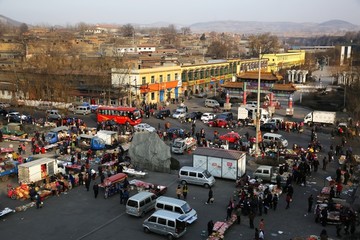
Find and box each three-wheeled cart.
[98,173,127,199]
[129,179,167,197]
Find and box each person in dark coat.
[93,182,99,198]
[122,189,129,204]
[308,194,314,213]
[207,220,214,236]
[206,187,213,204]
[85,173,91,191]
[35,193,42,209]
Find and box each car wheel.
[143,227,150,233]
[181,180,187,185]
[167,234,174,240]
[204,183,210,188]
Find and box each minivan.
[205,99,220,108]
[155,196,197,224]
[143,210,187,239]
[74,106,91,115]
[178,166,215,188]
[253,165,274,182]
[126,191,157,217]
[262,133,288,148]
[46,109,62,121]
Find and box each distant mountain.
[189,20,360,35]
[0,15,24,26]
[1,14,359,36]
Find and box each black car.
[156,109,171,119]
[260,123,278,133]
[185,111,203,121]
[0,108,8,117]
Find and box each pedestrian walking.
[93,182,99,198]
[207,220,214,236]
[308,194,314,213]
[285,193,291,209]
[226,204,232,221]
[272,194,278,211]
[85,174,91,191]
[123,189,129,204]
[259,229,265,240]
[119,189,124,204]
[35,193,42,209]
[182,184,188,200]
[254,228,260,240]
[249,210,255,229]
[258,218,265,232]
[176,185,182,199]
[236,205,241,224]
[322,157,327,170]
[205,187,213,204]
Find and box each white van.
[126,191,157,217]
[143,210,187,239]
[46,109,62,120]
[155,196,197,224]
[262,133,288,148]
[205,99,220,108]
[178,166,215,188]
[74,106,91,115]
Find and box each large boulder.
[128,131,171,173]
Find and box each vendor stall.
[98,172,127,199]
[129,179,167,196]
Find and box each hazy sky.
[1,0,360,26]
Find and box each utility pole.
[255,47,262,157]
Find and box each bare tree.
[206,40,231,59]
[248,33,280,57]
[121,24,135,38]
[160,24,178,45]
[180,27,191,35]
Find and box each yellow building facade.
[262,50,306,72]
[111,51,305,104]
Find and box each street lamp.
[255,47,262,157]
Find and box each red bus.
[97,106,142,126]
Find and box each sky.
[1,0,360,26]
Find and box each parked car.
[260,123,278,133]
[134,123,156,133]
[0,108,8,116]
[201,113,216,123]
[219,132,241,143]
[208,119,230,128]
[172,109,187,119]
[185,112,203,121]
[156,109,171,119]
[6,112,28,122]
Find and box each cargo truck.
[171,137,197,154]
[95,130,119,147]
[192,147,246,180]
[17,158,65,184]
[303,111,336,125]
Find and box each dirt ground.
[297,91,344,112]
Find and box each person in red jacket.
[336,183,343,197]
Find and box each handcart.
[98,172,128,199]
[129,179,167,196]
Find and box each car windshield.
[181,203,192,214]
[203,170,212,178]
